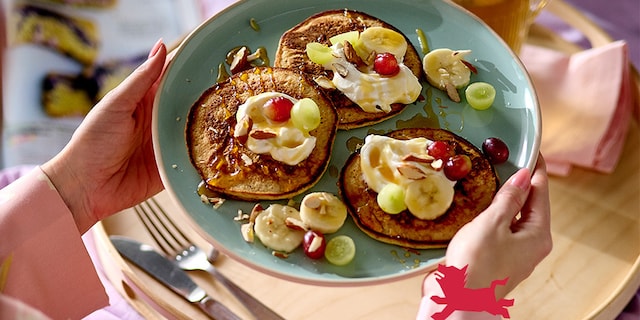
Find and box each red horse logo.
[430,264,514,319]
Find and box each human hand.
[426,154,552,300]
[42,39,168,234]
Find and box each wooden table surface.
[93,1,640,319]
[95,119,640,320]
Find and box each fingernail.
[149,38,163,58]
[509,168,531,190]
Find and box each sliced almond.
[431,159,444,171]
[240,222,254,243]
[272,251,289,259]
[234,115,252,138]
[332,62,349,78]
[211,198,225,209]
[319,204,328,216]
[233,209,250,221]
[397,163,427,180]
[314,76,335,89]
[303,195,322,210]
[308,236,323,253]
[445,82,461,102]
[249,203,264,223]
[364,50,376,66]
[403,154,435,164]
[284,217,308,231]
[250,130,277,139]
[229,46,249,74]
[240,153,253,166]
[343,41,365,68]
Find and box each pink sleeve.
[0,167,108,319]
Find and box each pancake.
[338,128,498,249]
[274,9,423,130]
[186,67,338,201]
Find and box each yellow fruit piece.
[356,26,407,61]
[422,48,472,90]
[405,175,455,220]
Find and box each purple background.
[556,0,639,68]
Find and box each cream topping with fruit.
[233,92,317,166]
[359,134,456,220]
[307,27,422,113]
[330,47,422,113]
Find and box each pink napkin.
[519,41,637,176]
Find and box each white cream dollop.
[359,135,456,220]
[233,92,316,166]
[322,36,422,113]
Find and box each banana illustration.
[404,174,455,220]
[253,204,305,252]
[299,192,348,234]
[422,48,472,102]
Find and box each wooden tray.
[93,0,640,319]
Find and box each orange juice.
[452,0,550,53]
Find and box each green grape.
[329,30,360,46]
[305,42,333,65]
[291,98,321,131]
[324,235,356,266]
[465,82,496,110]
[376,183,407,214]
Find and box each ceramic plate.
[152,0,541,286]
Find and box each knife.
[110,236,241,320]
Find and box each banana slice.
[356,26,407,61]
[299,192,348,234]
[253,204,305,252]
[404,174,455,220]
[423,48,472,101]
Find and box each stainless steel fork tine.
[135,201,181,256]
[147,198,192,248]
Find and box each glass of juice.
[452,0,551,54]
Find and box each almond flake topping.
[397,163,427,180]
[250,130,277,140]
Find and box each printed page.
[1,0,205,168]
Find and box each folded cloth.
[519,40,636,176]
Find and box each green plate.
[152,0,541,286]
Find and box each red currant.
[302,230,326,259]
[427,141,455,160]
[444,154,472,181]
[263,96,293,122]
[482,137,509,164]
[373,52,400,76]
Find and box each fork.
[135,198,284,320]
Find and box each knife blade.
[110,235,241,320]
